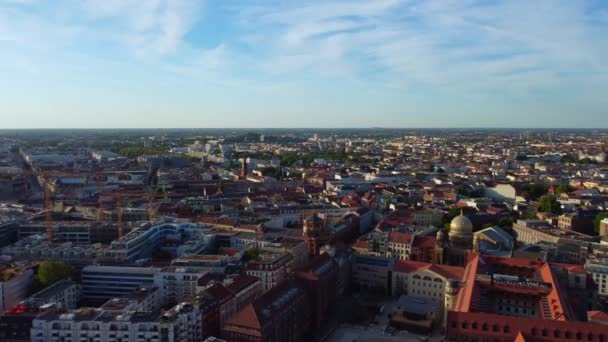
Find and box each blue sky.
[1,0,608,128]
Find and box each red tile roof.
[205,284,234,304]
[413,235,437,249]
[226,274,261,294]
[513,331,527,342]
[588,310,608,323]
[429,264,465,281]
[225,304,262,331]
[352,239,369,250]
[388,231,413,244]
[393,260,464,280]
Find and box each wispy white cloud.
[80,0,204,56]
[230,0,608,96]
[2,0,608,128]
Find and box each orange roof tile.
[388,231,413,244]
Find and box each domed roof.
[449,210,473,238]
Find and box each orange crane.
[102,190,178,238]
[30,169,135,241]
[42,173,53,241]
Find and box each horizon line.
[1,127,608,131]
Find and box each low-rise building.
[513,219,596,246]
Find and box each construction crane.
[29,169,133,241]
[97,175,105,222]
[102,190,178,238]
[42,173,53,241]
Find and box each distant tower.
[303,214,325,257]
[260,134,265,143]
[240,156,248,179]
[434,229,447,264]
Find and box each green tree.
[521,183,548,201]
[456,184,468,196]
[243,248,260,261]
[260,167,281,180]
[36,261,73,287]
[538,194,562,214]
[443,207,462,227]
[560,155,576,164]
[580,157,596,165]
[594,212,608,234]
[555,184,572,196]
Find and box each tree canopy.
[594,212,608,234]
[555,183,572,196]
[538,194,562,214]
[36,261,73,287]
[260,166,282,180]
[520,183,548,201]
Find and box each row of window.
[451,321,605,341]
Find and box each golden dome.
[449,210,473,238]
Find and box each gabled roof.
[205,284,234,304]
[513,331,527,342]
[226,274,261,295]
[225,303,262,331]
[412,235,437,249]
[393,260,464,281]
[588,310,608,323]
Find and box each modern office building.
[81,266,160,305]
[81,265,206,306]
[104,221,208,262]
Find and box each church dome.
[449,211,473,238]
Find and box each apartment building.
[246,251,292,292]
[31,301,203,342]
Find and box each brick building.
[222,281,311,341]
[294,253,338,329]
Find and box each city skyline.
[2,0,608,128]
